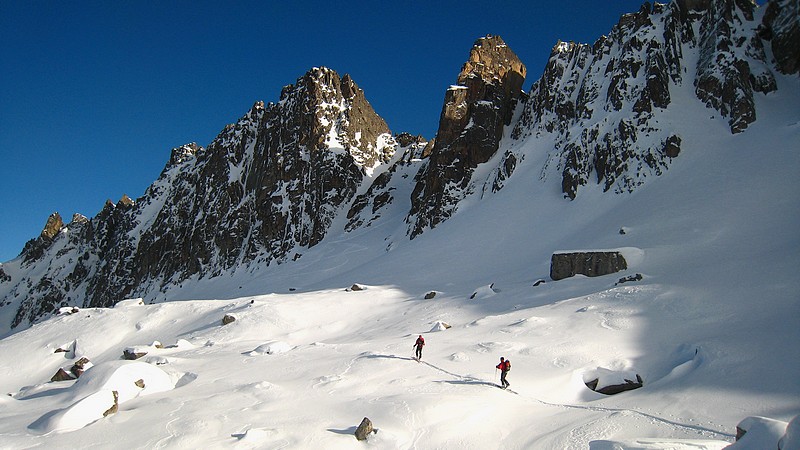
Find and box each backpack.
[506,360,511,371]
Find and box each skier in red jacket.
[496,357,511,389]
[413,335,425,360]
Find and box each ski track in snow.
[405,353,735,442]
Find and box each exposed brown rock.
[408,35,526,237]
[51,368,76,382]
[354,417,374,441]
[103,391,119,417]
[222,314,236,325]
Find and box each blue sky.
[1,0,653,262]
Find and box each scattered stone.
[222,314,236,326]
[424,291,437,299]
[134,379,145,389]
[354,417,375,441]
[550,251,628,281]
[51,368,76,382]
[533,279,546,287]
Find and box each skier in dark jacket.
[496,357,511,389]
[413,335,425,360]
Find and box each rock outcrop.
[407,35,526,238]
[550,252,628,281]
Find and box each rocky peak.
[19,212,65,265]
[165,142,201,171]
[407,35,526,238]
[40,212,64,241]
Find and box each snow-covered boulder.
[246,341,292,355]
[114,298,145,308]
[583,367,643,395]
[30,361,174,434]
[470,284,498,299]
[729,416,792,449]
[430,321,451,332]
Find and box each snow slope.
[1,24,799,450]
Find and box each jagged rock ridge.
[500,0,792,200]
[4,67,397,327]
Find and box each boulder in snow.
[430,321,451,332]
[51,368,75,382]
[583,367,643,395]
[470,283,498,299]
[70,357,92,378]
[424,291,437,299]
[222,314,236,325]
[122,348,147,360]
[354,417,375,441]
[550,251,628,281]
[347,284,365,292]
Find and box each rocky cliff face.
[499,0,791,200]
[2,0,796,329]
[406,35,526,238]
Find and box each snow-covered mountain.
[0,1,798,447]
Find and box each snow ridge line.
[409,355,733,439]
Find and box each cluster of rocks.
[50,357,92,382]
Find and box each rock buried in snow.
[347,284,365,292]
[222,314,236,325]
[430,321,451,332]
[246,341,292,355]
[584,367,643,395]
[354,417,375,441]
[70,357,92,378]
[122,349,147,360]
[102,390,119,417]
[615,273,643,285]
[470,283,498,299]
[51,368,76,382]
[424,291,437,299]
